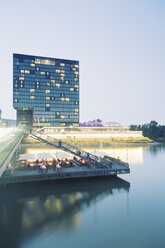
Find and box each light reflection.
[0,178,130,248]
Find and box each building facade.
[13,53,79,127]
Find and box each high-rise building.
[13,53,79,127]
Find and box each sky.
[0,0,164,125]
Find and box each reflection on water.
[1,144,165,248]
[0,178,130,248]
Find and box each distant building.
[103,122,121,127]
[13,53,79,127]
[0,109,1,124]
[1,119,16,127]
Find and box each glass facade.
[13,53,79,127]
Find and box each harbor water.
[0,144,165,248]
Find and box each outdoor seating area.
[14,156,103,173]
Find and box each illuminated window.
[56,83,60,87]
[75,109,79,112]
[56,70,60,73]
[65,81,69,84]
[76,88,79,91]
[20,70,24,73]
[65,98,70,101]
[30,89,35,93]
[70,88,74,91]
[47,72,49,75]
[51,80,55,83]
[52,97,55,100]
[37,82,39,85]
[75,85,79,88]
[31,63,35,67]
[75,101,78,105]
[15,98,18,102]
[60,97,65,101]
[60,63,65,67]
[35,58,55,65]
[41,71,45,75]
[61,93,65,97]
[61,70,65,73]
[30,96,35,100]
[60,115,65,119]
[25,70,30,74]
[46,82,50,86]
[61,77,64,81]
[72,68,76,71]
[75,65,79,68]
[45,90,50,94]
[15,84,17,88]
[46,104,50,107]
[19,77,24,80]
[56,112,60,115]
[46,97,50,100]
[36,68,39,71]
[74,78,78,81]
[75,71,79,75]
[60,123,65,126]
[73,123,79,126]
[61,73,65,77]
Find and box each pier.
[0,129,130,186]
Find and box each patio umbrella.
[90,150,106,157]
[18,153,37,160]
[37,152,54,159]
[53,151,71,158]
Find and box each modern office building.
[13,53,79,127]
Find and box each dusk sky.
[0,0,164,125]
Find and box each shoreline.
[21,141,158,148]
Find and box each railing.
[31,130,129,168]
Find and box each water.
[0,144,165,248]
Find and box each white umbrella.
[37,152,54,159]
[53,151,71,158]
[18,153,36,160]
[90,150,106,157]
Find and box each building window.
[60,97,65,101]
[30,89,35,93]
[15,98,18,102]
[46,97,50,100]
[75,65,79,68]
[65,98,70,101]
[46,103,50,107]
[51,80,55,83]
[75,109,79,112]
[56,83,60,87]
[46,82,50,86]
[41,72,45,75]
[60,115,65,119]
[25,70,30,74]
[65,80,69,84]
[45,90,50,94]
[70,88,74,91]
[75,85,79,88]
[60,63,65,67]
[20,70,24,73]
[56,70,60,73]
[31,63,35,67]
[19,77,24,80]
[60,123,65,126]
[30,96,35,100]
